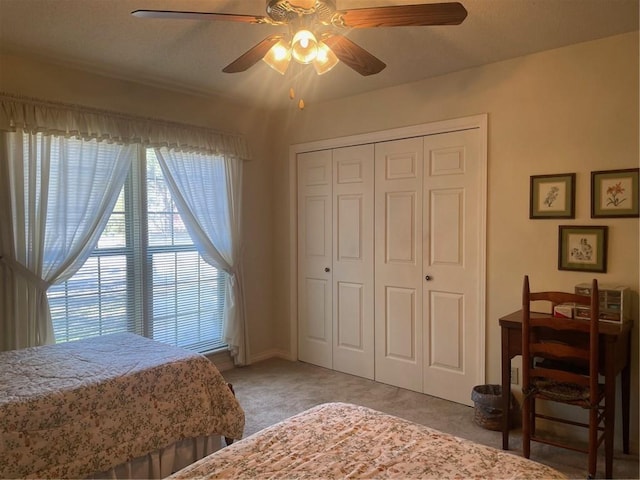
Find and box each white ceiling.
[0,0,638,110]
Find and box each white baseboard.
[249,348,294,364]
[207,348,294,371]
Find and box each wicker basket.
[471,384,514,431]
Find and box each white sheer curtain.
[154,147,247,364]
[0,131,134,351]
[0,93,250,354]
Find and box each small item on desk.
[575,282,629,323]
[553,303,575,318]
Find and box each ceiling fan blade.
[223,35,283,73]
[322,34,386,76]
[337,2,467,28]
[131,9,275,25]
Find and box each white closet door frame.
[288,114,487,384]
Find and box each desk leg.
[605,341,615,479]
[621,332,631,455]
[501,326,511,450]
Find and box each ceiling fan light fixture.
[291,29,318,64]
[263,39,291,74]
[313,41,339,75]
[134,1,468,77]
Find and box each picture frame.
[530,173,576,219]
[591,168,639,218]
[558,225,608,273]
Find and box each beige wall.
[270,32,639,450]
[0,51,277,360]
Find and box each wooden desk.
[499,310,632,478]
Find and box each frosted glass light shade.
[291,29,318,64]
[313,41,339,74]
[263,40,291,74]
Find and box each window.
[47,149,227,353]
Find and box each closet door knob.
[425,275,432,281]
[325,267,331,273]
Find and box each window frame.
[48,147,228,353]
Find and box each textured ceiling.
[0,0,638,109]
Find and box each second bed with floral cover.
[0,333,244,479]
[169,402,566,479]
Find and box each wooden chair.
[521,275,608,479]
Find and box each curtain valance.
[0,93,251,160]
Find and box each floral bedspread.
[0,333,244,479]
[170,402,566,480]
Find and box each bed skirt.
[89,434,224,479]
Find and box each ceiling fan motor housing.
[267,0,337,25]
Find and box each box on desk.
[553,303,576,318]
[574,283,630,324]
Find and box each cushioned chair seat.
[532,378,603,405]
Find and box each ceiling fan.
[132,1,467,77]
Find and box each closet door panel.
[430,189,463,264]
[336,281,364,347]
[298,150,333,369]
[384,286,417,361]
[303,278,331,340]
[386,192,417,263]
[429,291,463,369]
[332,144,374,379]
[374,137,424,392]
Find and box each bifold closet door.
[374,137,425,392]
[331,144,374,379]
[374,129,484,406]
[297,150,333,369]
[297,145,374,378]
[421,128,483,406]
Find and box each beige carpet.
[222,357,639,480]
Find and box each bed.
[0,333,244,479]
[168,402,566,479]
